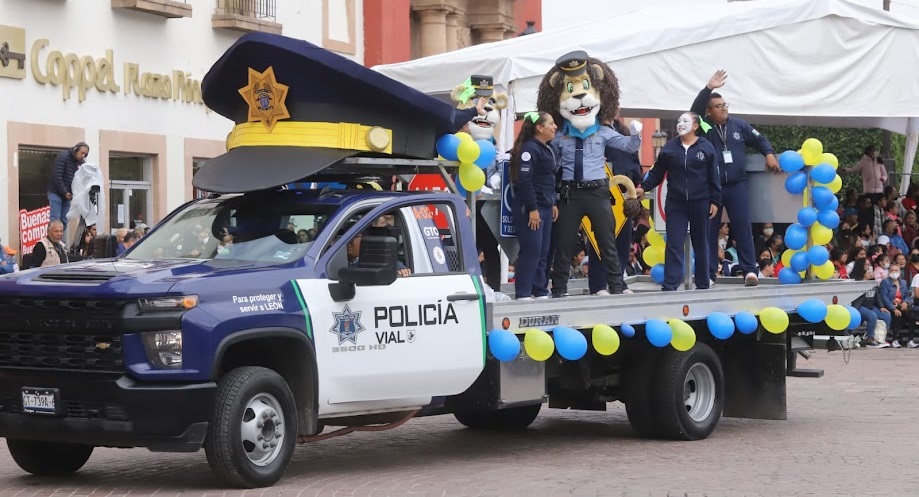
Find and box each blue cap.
[194,33,457,193]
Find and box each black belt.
[561,179,608,190]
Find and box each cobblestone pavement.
[2,349,918,497]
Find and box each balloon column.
[777,138,841,284]
[436,132,498,192]
[642,229,667,284]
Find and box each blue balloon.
[473,140,497,168]
[797,207,818,227]
[650,264,665,284]
[778,267,802,284]
[488,329,520,362]
[785,223,808,251]
[811,163,836,184]
[812,186,835,210]
[817,209,840,229]
[807,246,830,266]
[797,298,828,324]
[845,305,862,330]
[779,150,805,173]
[734,311,758,334]
[821,195,839,213]
[784,171,808,195]
[552,326,588,360]
[620,323,636,338]
[790,252,810,272]
[645,319,673,348]
[436,134,461,161]
[707,312,735,340]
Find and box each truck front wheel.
[205,366,297,488]
[653,343,724,441]
[453,403,541,430]
[6,440,93,475]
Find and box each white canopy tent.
[374,0,919,191]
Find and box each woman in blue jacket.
[509,111,558,300]
[636,112,721,291]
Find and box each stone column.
[417,8,448,57]
[445,13,459,52]
[475,26,506,44]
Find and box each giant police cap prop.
[194,33,456,193]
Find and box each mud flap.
[721,340,787,420]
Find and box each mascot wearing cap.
[451,75,517,290]
[537,50,642,297]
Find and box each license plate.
[21,387,58,415]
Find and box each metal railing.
[216,0,276,20]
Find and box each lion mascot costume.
[451,75,517,291]
[536,50,643,297]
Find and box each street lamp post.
[652,130,668,159]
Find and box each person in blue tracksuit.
[586,118,644,294]
[690,70,778,287]
[636,113,721,291]
[510,111,559,300]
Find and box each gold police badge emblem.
[238,66,290,132]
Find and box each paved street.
[2,349,918,497]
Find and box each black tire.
[6,439,93,475]
[205,366,297,488]
[624,349,662,438]
[453,403,541,430]
[653,343,724,441]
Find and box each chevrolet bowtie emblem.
[0,42,25,70]
[95,342,112,350]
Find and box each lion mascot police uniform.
[451,75,516,291]
[537,50,642,297]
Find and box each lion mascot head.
[451,74,508,143]
[536,51,620,135]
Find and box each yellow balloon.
[456,140,481,164]
[458,162,485,191]
[669,319,697,352]
[811,224,833,246]
[646,229,665,247]
[825,174,842,194]
[802,138,824,158]
[759,307,789,334]
[524,328,555,361]
[781,249,799,268]
[814,260,835,280]
[642,245,665,266]
[825,304,850,330]
[820,152,839,169]
[591,324,620,356]
[454,132,473,143]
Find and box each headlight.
[142,331,183,369]
[138,295,198,312]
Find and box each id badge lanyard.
[716,124,733,164]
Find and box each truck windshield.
[125,193,335,263]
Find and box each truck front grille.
[0,298,126,373]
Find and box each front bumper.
[0,370,215,452]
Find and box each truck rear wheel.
[6,439,93,475]
[453,403,541,430]
[624,350,662,438]
[205,366,297,488]
[653,343,724,440]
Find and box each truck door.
[299,201,486,409]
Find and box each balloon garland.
[435,132,498,192]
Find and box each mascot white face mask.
[451,76,508,143]
[557,72,602,132]
[468,96,505,142]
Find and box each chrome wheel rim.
[239,393,285,466]
[684,363,715,422]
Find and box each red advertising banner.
[19,206,51,256]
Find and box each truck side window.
[405,203,462,274]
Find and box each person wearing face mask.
[879,263,915,348]
[636,112,721,291]
[873,253,891,281]
[690,70,778,288]
[756,223,775,253]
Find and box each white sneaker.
[622,289,634,295]
[592,290,611,296]
[745,272,759,287]
[908,340,919,348]
[878,341,891,348]
[516,296,534,301]
[709,279,716,289]
[535,295,550,300]
[892,340,902,348]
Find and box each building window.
[17,148,61,256]
[217,0,277,20]
[109,155,153,230]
